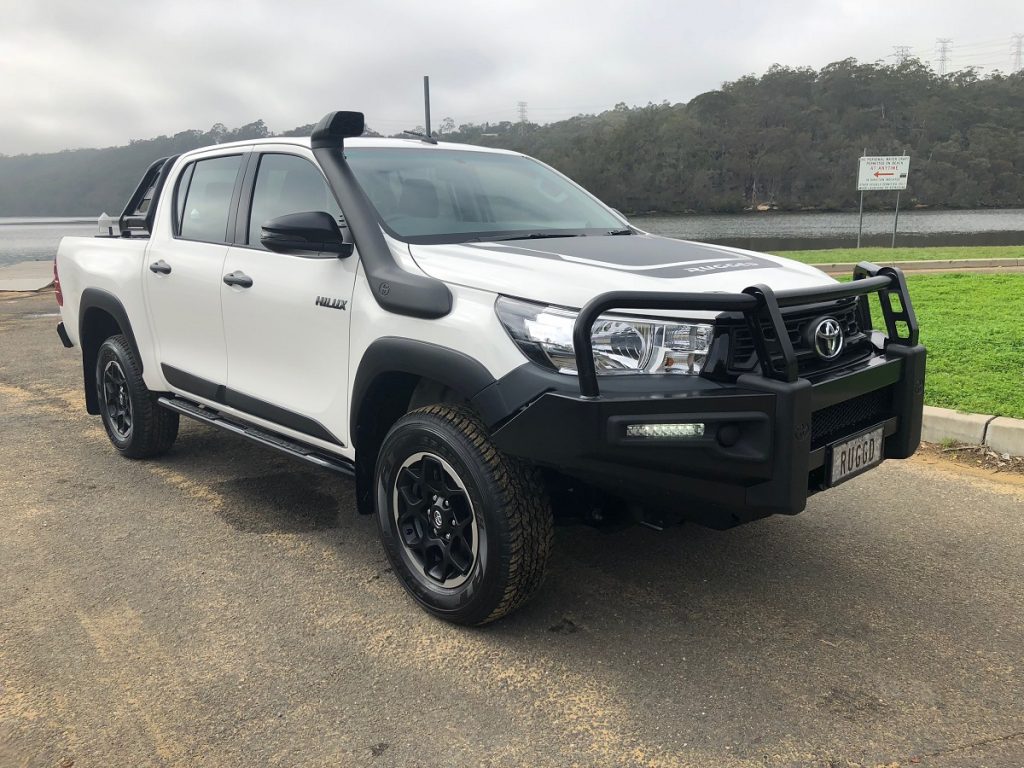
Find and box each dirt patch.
[212,470,341,533]
[919,441,1024,477]
[0,288,55,301]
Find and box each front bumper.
[482,263,926,523]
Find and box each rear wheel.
[375,405,553,625]
[96,334,178,458]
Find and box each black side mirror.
[260,211,353,257]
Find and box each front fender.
[349,337,497,445]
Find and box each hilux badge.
[813,317,844,360]
[315,296,347,311]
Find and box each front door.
[145,151,246,391]
[220,149,357,447]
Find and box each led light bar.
[625,423,705,439]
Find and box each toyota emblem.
[812,317,844,360]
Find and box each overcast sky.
[1,0,1020,155]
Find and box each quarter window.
[177,155,242,243]
[247,154,341,248]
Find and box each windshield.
[344,147,625,244]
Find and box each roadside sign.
[858,156,910,191]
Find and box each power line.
[952,37,1010,49]
[892,45,912,64]
[956,49,1009,58]
[1013,33,1023,73]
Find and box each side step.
[157,396,355,477]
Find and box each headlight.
[495,297,713,375]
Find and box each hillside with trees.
[1,59,1022,216]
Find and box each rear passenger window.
[177,155,242,243]
[247,154,341,248]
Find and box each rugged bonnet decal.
[468,234,779,279]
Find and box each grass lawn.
[775,244,1023,264]
[872,273,1024,419]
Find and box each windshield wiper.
[606,228,634,235]
[475,232,586,242]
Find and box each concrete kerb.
[816,258,1022,274]
[921,405,1024,457]
[0,261,54,292]
[984,416,1024,457]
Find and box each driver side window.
[247,153,342,249]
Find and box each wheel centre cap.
[431,508,445,529]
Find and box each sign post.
[857,155,910,248]
[892,190,901,248]
[856,149,866,248]
[856,189,865,248]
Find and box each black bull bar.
[572,261,919,398]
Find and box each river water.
[3,209,1023,268]
[632,208,1024,251]
[0,218,98,268]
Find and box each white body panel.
[55,236,161,384]
[221,246,359,442]
[143,237,229,384]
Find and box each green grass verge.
[774,245,1023,264]
[875,273,1024,419]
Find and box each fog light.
[625,423,705,439]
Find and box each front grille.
[729,298,867,375]
[810,387,892,449]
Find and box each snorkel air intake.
[310,110,452,319]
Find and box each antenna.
[423,75,432,138]
[402,76,437,144]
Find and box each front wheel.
[375,405,553,625]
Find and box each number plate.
[829,426,884,486]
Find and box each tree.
[2,61,1022,216]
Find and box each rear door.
[144,150,248,392]
[220,147,358,447]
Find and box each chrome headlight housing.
[495,297,714,375]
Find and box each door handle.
[149,260,172,275]
[223,271,253,288]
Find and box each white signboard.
[858,156,910,191]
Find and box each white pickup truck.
[55,110,926,624]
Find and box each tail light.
[53,260,63,307]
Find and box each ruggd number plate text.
[830,426,884,485]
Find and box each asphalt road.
[2,291,1023,768]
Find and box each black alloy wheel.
[375,404,553,625]
[95,334,179,458]
[393,451,479,589]
[101,359,133,440]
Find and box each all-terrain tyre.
[95,334,179,458]
[374,404,554,625]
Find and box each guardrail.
[572,262,918,398]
